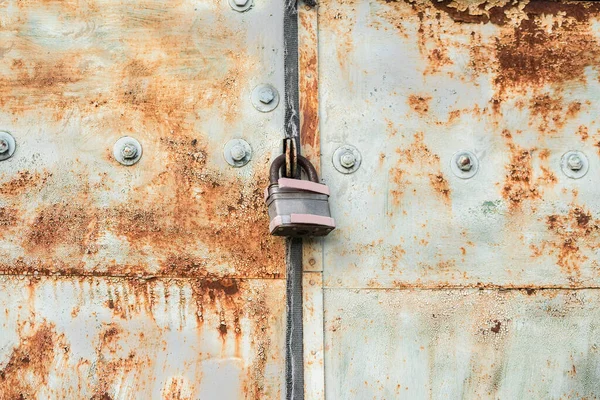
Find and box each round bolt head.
[561,151,588,179]
[340,152,356,169]
[0,139,9,154]
[251,84,279,113]
[229,0,253,12]
[230,144,247,161]
[450,151,479,179]
[567,154,583,171]
[224,139,252,167]
[457,154,472,171]
[333,145,362,174]
[113,137,143,166]
[0,131,16,161]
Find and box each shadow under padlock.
[265,154,335,237]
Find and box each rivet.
[561,151,588,179]
[333,145,362,174]
[0,131,16,161]
[251,84,279,113]
[229,0,253,12]
[224,139,252,167]
[113,137,143,166]
[451,151,479,179]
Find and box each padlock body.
[266,183,335,237]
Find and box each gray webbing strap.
[284,1,304,399]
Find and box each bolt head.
[457,154,472,171]
[258,87,275,104]
[567,154,583,171]
[0,139,9,154]
[121,144,138,160]
[340,152,356,169]
[233,0,249,5]
[230,144,246,161]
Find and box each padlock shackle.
[269,154,319,184]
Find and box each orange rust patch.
[528,94,570,135]
[0,171,51,196]
[576,125,589,141]
[299,10,320,167]
[0,208,17,228]
[502,143,538,208]
[408,94,432,115]
[428,173,451,203]
[545,206,600,275]
[538,166,557,186]
[0,323,60,398]
[390,168,407,206]
[495,4,600,92]
[7,136,284,279]
[25,203,99,255]
[391,132,449,205]
[396,132,439,165]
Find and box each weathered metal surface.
[0,276,285,399]
[312,1,600,398]
[324,288,600,399]
[0,0,287,397]
[318,0,600,288]
[303,272,325,400]
[0,0,285,279]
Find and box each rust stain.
[392,132,451,205]
[545,206,600,276]
[0,208,18,229]
[6,136,284,279]
[428,173,451,203]
[25,203,99,255]
[299,9,321,169]
[396,132,439,165]
[576,125,589,141]
[0,323,60,399]
[0,171,51,197]
[495,2,600,92]
[390,168,407,206]
[408,94,432,115]
[528,94,574,135]
[490,320,501,334]
[502,140,538,208]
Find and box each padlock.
[265,154,335,237]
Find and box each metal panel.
[325,288,600,399]
[0,276,285,399]
[318,0,600,288]
[0,0,287,397]
[314,1,600,398]
[0,0,285,278]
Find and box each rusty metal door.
[0,1,288,398]
[302,0,600,399]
